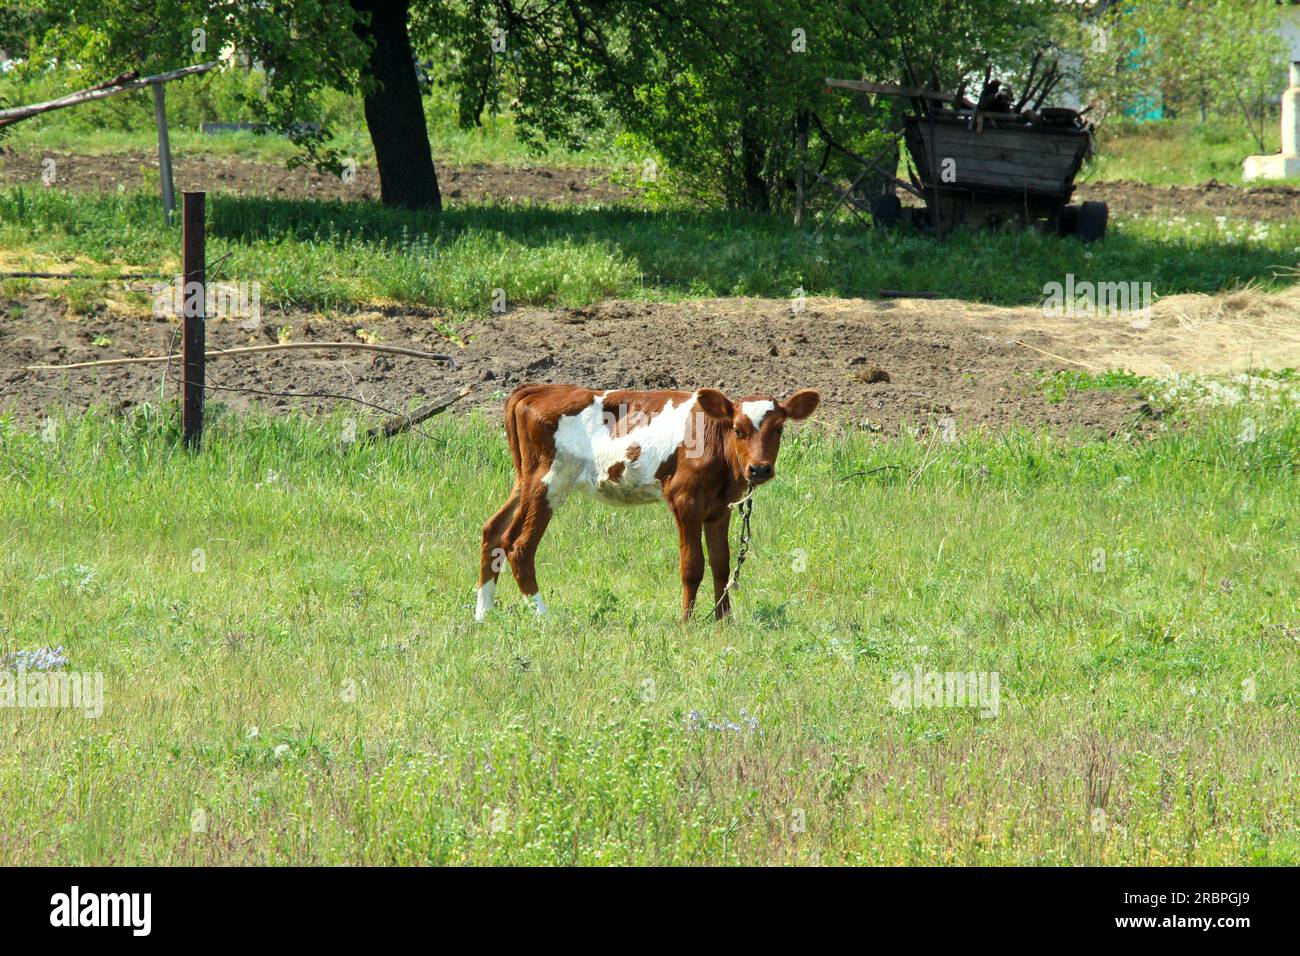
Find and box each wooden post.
[926,109,944,240]
[181,192,205,450]
[152,83,176,226]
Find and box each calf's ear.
[695,388,735,421]
[782,389,821,420]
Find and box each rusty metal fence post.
[181,191,205,449]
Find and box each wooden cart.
[823,78,1108,242]
[902,111,1106,240]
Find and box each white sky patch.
[740,399,775,429]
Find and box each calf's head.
[695,388,820,485]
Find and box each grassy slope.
[0,404,1295,864]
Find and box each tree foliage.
[11,0,1065,212]
[1067,0,1287,149]
[12,1,369,173]
[436,0,1059,211]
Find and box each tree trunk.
[794,110,808,227]
[351,0,440,211]
[739,117,769,213]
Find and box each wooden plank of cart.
[824,78,1108,241]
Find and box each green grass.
[1035,369,1157,405]
[0,400,1296,864]
[1087,116,1297,187]
[3,187,1299,315]
[2,115,639,171]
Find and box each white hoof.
[474,581,495,622]
[525,593,547,616]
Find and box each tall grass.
[3,187,1298,314]
[0,402,1295,864]
[1088,117,1294,186]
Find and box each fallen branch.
[23,341,461,371]
[365,384,474,439]
[0,271,162,280]
[3,252,229,284]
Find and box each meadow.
[1086,117,1295,187]
[1,62,1297,868]
[0,400,1295,864]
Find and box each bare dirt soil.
[0,148,634,206]
[5,147,1300,218]
[5,290,1297,436]
[1076,179,1300,223]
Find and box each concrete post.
[1243,61,1300,180]
[1283,62,1300,157]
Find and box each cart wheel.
[870,194,902,229]
[1074,201,1108,243]
[1058,204,1080,237]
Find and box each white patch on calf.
[526,592,547,615]
[542,392,699,507]
[740,399,775,429]
[474,579,495,622]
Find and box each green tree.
[437,0,1058,213]
[1068,0,1286,148]
[16,1,441,209]
[13,0,1066,214]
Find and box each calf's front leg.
[673,510,705,622]
[704,513,732,620]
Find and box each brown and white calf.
[476,384,820,622]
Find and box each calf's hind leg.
[502,478,556,615]
[476,484,519,622]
